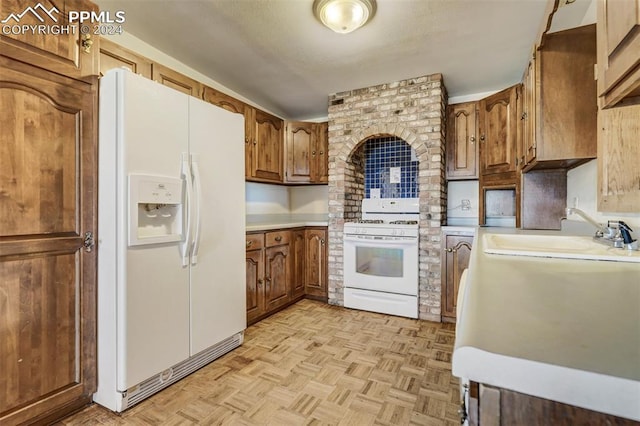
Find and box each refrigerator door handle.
[191,153,202,265]
[180,153,193,267]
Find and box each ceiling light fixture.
[313,0,376,34]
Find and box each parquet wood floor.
[58,300,460,425]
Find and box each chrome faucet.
[564,208,610,236]
[565,207,638,250]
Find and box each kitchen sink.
[483,233,640,263]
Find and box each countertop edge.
[452,346,640,422]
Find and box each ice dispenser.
[128,174,183,246]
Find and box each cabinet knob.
[274,236,282,242]
[319,151,324,155]
[446,248,453,252]
[246,241,252,247]
[312,150,316,156]
[258,278,263,286]
[469,136,475,144]
[321,239,325,244]
[253,140,257,145]
[245,137,249,144]
[480,135,485,142]
[265,277,271,283]
[521,112,528,120]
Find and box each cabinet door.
[446,102,478,179]
[315,122,329,183]
[252,109,284,182]
[291,230,306,299]
[522,58,537,166]
[152,63,202,98]
[99,39,152,78]
[246,249,265,325]
[0,55,97,424]
[597,104,640,212]
[479,85,518,175]
[597,0,640,106]
[202,86,245,115]
[244,106,256,178]
[264,245,290,311]
[0,0,99,80]
[285,122,314,183]
[305,229,327,299]
[442,235,473,320]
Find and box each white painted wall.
[290,186,329,214]
[566,160,640,228]
[245,182,290,215]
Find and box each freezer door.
[116,70,191,389]
[188,97,246,355]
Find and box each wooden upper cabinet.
[245,107,284,182]
[285,121,329,184]
[202,86,245,115]
[315,122,329,183]
[521,25,597,172]
[285,122,314,183]
[0,0,99,80]
[479,85,519,176]
[99,38,152,78]
[152,63,202,98]
[598,104,640,212]
[446,102,479,180]
[597,0,640,107]
[0,54,97,425]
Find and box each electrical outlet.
[461,199,471,211]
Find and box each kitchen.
[1,0,639,424]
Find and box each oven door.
[343,234,418,295]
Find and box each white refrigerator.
[95,69,246,412]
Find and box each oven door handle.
[343,235,417,245]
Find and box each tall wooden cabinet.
[0,1,99,423]
[446,102,479,180]
[478,85,521,227]
[99,38,152,78]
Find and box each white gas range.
[343,198,419,318]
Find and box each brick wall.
[327,74,447,322]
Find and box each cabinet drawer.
[266,230,290,247]
[246,233,264,251]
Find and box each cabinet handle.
[253,140,257,145]
[521,112,527,120]
[246,241,252,247]
[265,277,271,283]
[446,248,453,252]
[321,239,325,244]
[480,135,485,143]
[319,151,324,155]
[245,137,250,144]
[258,278,263,286]
[312,150,316,156]
[469,136,475,144]
[275,236,282,242]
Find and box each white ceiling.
[94,0,593,120]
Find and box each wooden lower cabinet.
[264,242,291,312]
[246,227,327,325]
[466,382,638,425]
[305,228,328,301]
[441,230,474,322]
[291,230,306,300]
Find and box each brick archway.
[326,74,447,322]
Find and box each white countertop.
[453,227,640,421]
[246,214,328,232]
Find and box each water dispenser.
[128,174,183,246]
